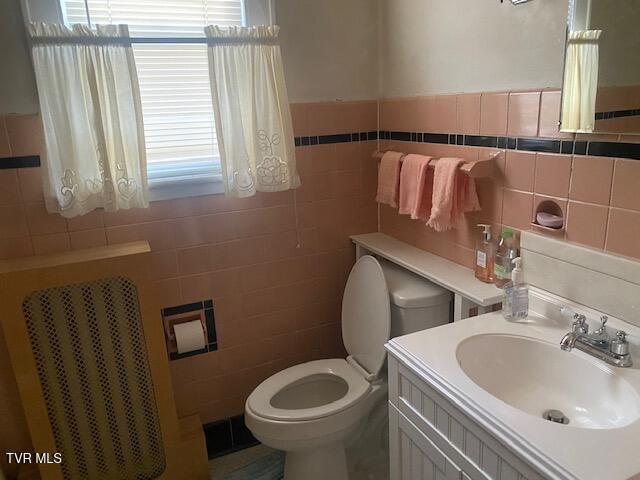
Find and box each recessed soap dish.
[531,199,565,236]
[536,212,563,228]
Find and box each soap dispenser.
[502,257,529,321]
[474,224,494,283]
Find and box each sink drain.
[543,409,569,425]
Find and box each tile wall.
[378,89,640,266]
[0,101,379,471]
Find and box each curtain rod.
[30,36,278,45]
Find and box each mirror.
[560,0,640,134]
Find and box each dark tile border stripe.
[390,131,411,141]
[293,130,640,160]
[162,301,203,317]
[318,133,351,144]
[588,142,640,160]
[516,138,561,154]
[561,140,574,154]
[596,109,640,120]
[204,414,259,459]
[1,134,638,170]
[204,304,216,347]
[465,135,498,148]
[574,141,587,155]
[0,155,40,169]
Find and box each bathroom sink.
[456,333,640,429]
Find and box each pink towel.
[398,154,433,220]
[376,151,404,208]
[427,158,481,232]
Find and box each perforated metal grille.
[23,276,166,479]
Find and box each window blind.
[61,0,244,185]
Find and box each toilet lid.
[342,256,390,379]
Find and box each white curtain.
[561,30,602,133]
[205,25,300,198]
[28,23,148,218]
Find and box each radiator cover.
[23,276,166,479]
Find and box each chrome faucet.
[560,313,632,368]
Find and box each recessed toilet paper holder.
[161,300,217,360]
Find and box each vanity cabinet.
[388,354,545,480]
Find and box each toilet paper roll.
[174,320,206,354]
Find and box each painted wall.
[276,0,379,102]
[591,0,640,87]
[379,0,569,97]
[0,0,39,114]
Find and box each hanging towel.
[376,151,405,208]
[427,158,480,232]
[398,154,433,220]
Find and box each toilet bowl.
[245,255,451,480]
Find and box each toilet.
[245,255,451,480]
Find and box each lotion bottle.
[474,224,494,283]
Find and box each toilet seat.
[246,359,371,422]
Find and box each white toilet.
[245,255,452,480]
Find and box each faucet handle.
[594,315,609,336]
[572,314,588,334]
[611,331,629,356]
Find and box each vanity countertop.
[386,290,640,480]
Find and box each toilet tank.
[379,259,452,338]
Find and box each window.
[60,0,245,194]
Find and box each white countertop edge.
[351,233,502,306]
[385,339,578,480]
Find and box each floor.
[209,443,390,480]
[209,399,391,480]
[209,445,279,480]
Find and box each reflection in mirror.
[561,0,640,135]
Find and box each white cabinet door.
[390,403,462,480]
[389,355,545,480]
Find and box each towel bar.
[372,150,500,178]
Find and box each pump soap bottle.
[502,257,529,321]
[475,224,494,283]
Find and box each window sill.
[148,177,225,202]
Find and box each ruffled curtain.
[205,25,300,198]
[28,23,148,218]
[561,30,603,133]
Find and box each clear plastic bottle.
[502,257,529,321]
[493,228,518,288]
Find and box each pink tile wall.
[379,90,640,264]
[0,101,378,449]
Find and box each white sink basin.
[456,333,640,429]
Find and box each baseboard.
[203,414,259,459]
